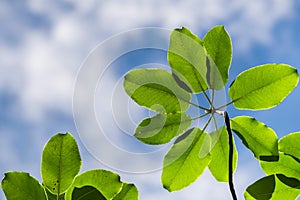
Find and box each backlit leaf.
[231,116,278,161]
[168,27,208,93]
[124,68,191,113]
[203,25,232,89]
[1,172,47,200]
[135,113,191,144]
[113,183,138,200]
[162,128,211,191]
[41,133,81,195]
[208,127,238,182]
[72,186,105,200]
[65,169,123,200]
[279,132,300,160]
[229,64,299,110]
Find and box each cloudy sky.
[1,0,300,199]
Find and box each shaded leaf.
[1,172,47,200]
[208,127,238,182]
[276,174,300,190]
[45,189,65,200]
[231,116,278,161]
[260,153,300,180]
[168,27,208,93]
[124,68,191,113]
[279,132,300,160]
[244,174,275,200]
[113,183,138,200]
[162,128,211,191]
[135,113,191,144]
[229,64,299,110]
[65,169,123,200]
[72,185,106,200]
[41,133,81,195]
[203,25,232,89]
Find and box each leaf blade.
[231,116,279,161]
[279,132,300,160]
[229,64,299,110]
[41,133,81,195]
[135,113,191,144]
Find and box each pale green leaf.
[231,116,279,161]
[135,113,191,144]
[260,153,300,180]
[208,127,238,182]
[203,25,232,89]
[279,132,300,160]
[41,133,81,195]
[229,64,299,110]
[1,172,47,200]
[113,183,138,200]
[65,169,123,200]
[162,128,211,191]
[124,68,191,113]
[168,27,208,93]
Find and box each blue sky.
[1,1,300,199]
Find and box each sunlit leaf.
[231,116,279,161]
[208,127,238,182]
[203,25,232,89]
[135,113,191,144]
[65,169,123,200]
[1,172,47,200]
[113,183,138,200]
[124,68,191,113]
[41,133,81,195]
[229,64,299,110]
[168,27,208,93]
[260,153,300,180]
[162,128,211,191]
[279,132,300,160]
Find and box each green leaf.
[45,189,65,200]
[161,128,211,191]
[279,132,300,160]
[41,133,81,195]
[203,25,232,89]
[113,183,138,200]
[245,174,300,200]
[65,169,123,200]
[1,172,47,200]
[124,68,191,113]
[244,174,275,200]
[168,27,208,93]
[260,153,300,180]
[135,113,191,144]
[208,127,238,182]
[229,64,299,110]
[231,116,279,161]
[72,186,106,200]
[276,174,300,190]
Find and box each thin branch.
[216,100,235,111]
[189,101,210,112]
[224,111,238,200]
[191,112,210,121]
[212,114,218,132]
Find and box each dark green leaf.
[41,133,81,195]
[229,64,299,110]
[208,127,238,182]
[162,128,211,191]
[72,186,106,200]
[135,113,191,144]
[279,132,300,160]
[1,172,47,200]
[65,169,123,200]
[231,116,278,161]
[124,68,191,113]
[203,25,232,89]
[276,174,300,190]
[244,174,275,200]
[45,189,65,200]
[168,27,208,93]
[113,183,138,200]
